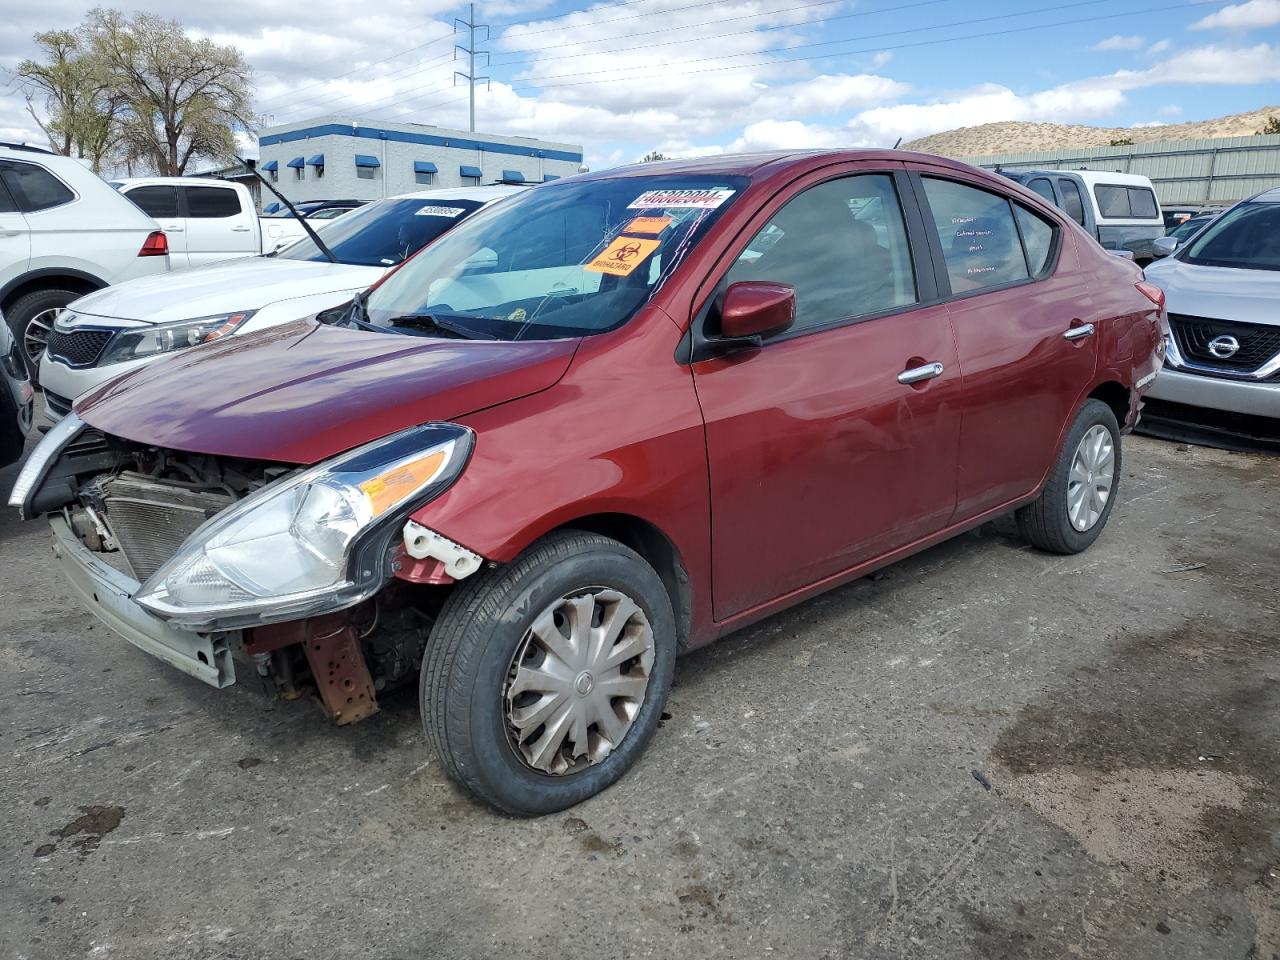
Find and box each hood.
[1144,258,1280,326]
[69,258,385,324]
[76,321,579,463]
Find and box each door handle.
[163,224,184,232]
[897,361,944,385]
[1063,323,1096,341]
[231,225,251,232]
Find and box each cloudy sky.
[1,0,1278,168]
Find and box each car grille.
[99,473,234,582]
[46,328,113,367]
[1168,313,1280,374]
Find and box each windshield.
[277,197,485,266]
[1181,201,1280,271]
[362,175,748,341]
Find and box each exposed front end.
[10,414,482,723]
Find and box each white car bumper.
[38,351,156,422]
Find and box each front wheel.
[6,288,78,382]
[421,530,676,815]
[1016,398,1122,554]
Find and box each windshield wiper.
[234,154,338,264]
[387,313,497,340]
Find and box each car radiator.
[98,473,235,582]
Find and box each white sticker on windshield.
[415,205,467,218]
[628,188,735,210]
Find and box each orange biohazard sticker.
[623,215,673,235]
[584,236,661,276]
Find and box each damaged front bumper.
[49,514,238,688]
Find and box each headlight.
[135,423,473,630]
[97,311,256,365]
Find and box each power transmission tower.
[454,4,490,133]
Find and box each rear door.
[121,184,187,267]
[908,169,1097,520]
[690,164,962,620]
[182,185,257,264]
[0,165,31,294]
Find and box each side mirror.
[720,281,796,341]
[1152,236,1179,258]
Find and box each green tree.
[85,8,253,175]
[12,29,123,171]
[1257,116,1280,135]
[642,151,670,162]
[1108,137,1135,146]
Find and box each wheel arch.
[1087,379,1132,428]
[0,268,106,314]
[546,512,694,652]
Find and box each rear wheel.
[6,288,78,381]
[421,530,676,815]
[1016,399,1121,554]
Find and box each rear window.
[185,186,242,218]
[1094,184,1160,220]
[0,160,75,212]
[277,197,486,266]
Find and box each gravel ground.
[2,431,1277,960]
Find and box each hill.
[902,105,1280,159]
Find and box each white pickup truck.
[111,177,262,268]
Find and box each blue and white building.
[256,116,585,209]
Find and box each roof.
[114,176,241,187]
[1069,170,1157,188]
[386,184,527,202]
[1251,186,1280,203]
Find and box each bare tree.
[12,29,123,170]
[85,8,253,175]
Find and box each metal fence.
[961,134,1280,206]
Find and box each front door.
[182,185,257,265]
[910,170,1097,519]
[691,169,962,621]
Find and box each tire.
[6,288,78,382]
[421,530,677,816]
[1016,398,1122,555]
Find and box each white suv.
[0,143,170,376]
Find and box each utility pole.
[454,4,490,133]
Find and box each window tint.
[278,197,484,266]
[1094,184,1160,220]
[1014,204,1055,275]
[1129,187,1158,219]
[0,177,17,214]
[923,178,1029,293]
[185,186,242,218]
[726,174,917,333]
[1058,179,1086,225]
[1182,202,1280,272]
[0,161,75,212]
[1027,178,1056,205]
[124,185,179,218]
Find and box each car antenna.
[234,155,338,263]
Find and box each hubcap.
[23,307,59,366]
[1067,424,1115,532]
[504,588,655,776]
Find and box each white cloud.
[871,51,892,68]
[1190,0,1280,30]
[1158,103,1183,116]
[1147,38,1172,53]
[1131,120,1167,128]
[1094,34,1145,51]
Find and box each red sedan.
[12,151,1167,814]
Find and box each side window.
[0,161,75,212]
[0,175,18,214]
[726,173,917,333]
[1128,187,1158,219]
[185,186,242,218]
[1013,204,1056,276]
[124,185,179,218]
[1094,185,1131,218]
[922,178,1029,293]
[1027,178,1056,205]
[1057,179,1086,225]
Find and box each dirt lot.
[2,432,1277,960]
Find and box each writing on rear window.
[628,188,735,210]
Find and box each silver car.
[1141,187,1280,451]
